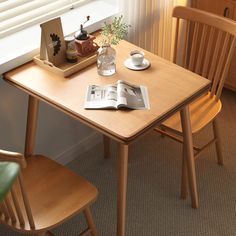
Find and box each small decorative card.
[40,17,66,66]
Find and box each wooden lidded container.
[75,35,99,57]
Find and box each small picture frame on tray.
[40,17,66,66]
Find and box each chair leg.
[181,144,188,199]
[212,119,223,165]
[84,207,98,236]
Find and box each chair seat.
[162,92,222,135]
[13,155,98,232]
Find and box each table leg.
[24,96,39,158]
[180,106,199,209]
[103,135,111,159]
[117,143,129,236]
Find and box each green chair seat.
[0,162,20,202]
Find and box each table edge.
[3,75,211,144]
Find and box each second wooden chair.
[0,149,98,236]
[155,6,236,207]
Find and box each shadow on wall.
[0,78,27,152]
[0,78,99,163]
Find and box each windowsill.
[0,0,119,75]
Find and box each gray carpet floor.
[1,88,236,236]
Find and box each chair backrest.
[0,152,35,230]
[172,6,236,101]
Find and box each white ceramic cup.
[130,50,144,66]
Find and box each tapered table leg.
[103,135,111,159]
[117,143,129,236]
[24,95,39,158]
[180,106,199,209]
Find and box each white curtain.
[121,0,190,60]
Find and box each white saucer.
[124,58,151,71]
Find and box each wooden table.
[4,40,210,236]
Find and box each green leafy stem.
[101,15,130,46]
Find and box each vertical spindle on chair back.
[0,172,35,230]
[172,6,236,101]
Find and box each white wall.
[0,78,102,164]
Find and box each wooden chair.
[154,6,236,200]
[0,149,98,236]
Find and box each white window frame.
[0,0,120,74]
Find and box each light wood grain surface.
[4,40,210,143]
[162,92,222,134]
[21,155,98,232]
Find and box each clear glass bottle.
[97,45,116,76]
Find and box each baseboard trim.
[55,131,102,165]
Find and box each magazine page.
[84,84,118,109]
[117,80,150,109]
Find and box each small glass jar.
[97,44,116,76]
[64,36,78,63]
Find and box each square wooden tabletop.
[4,40,211,143]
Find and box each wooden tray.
[33,52,97,77]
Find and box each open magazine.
[84,80,150,110]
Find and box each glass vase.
[97,45,116,76]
